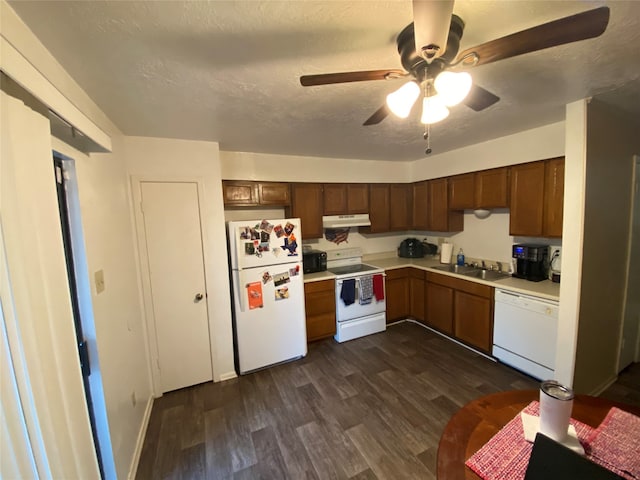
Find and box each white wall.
[124,136,236,382]
[410,122,565,181]
[572,100,640,393]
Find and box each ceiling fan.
[300,1,610,127]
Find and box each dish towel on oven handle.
[373,274,384,301]
[340,278,356,306]
[359,275,373,305]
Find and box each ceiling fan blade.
[363,105,390,126]
[464,84,500,111]
[300,69,406,86]
[455,6,610,67]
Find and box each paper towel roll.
[440,243,453,264]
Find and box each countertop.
[304,254,560,301]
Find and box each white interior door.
[140,181,212,393]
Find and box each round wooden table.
[437,390,640,480]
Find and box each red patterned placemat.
[584,407,640,479]
[465,401,595,480]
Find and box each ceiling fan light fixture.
[420,94,449,124]
[434,71,473,106]
[386,81,420,118]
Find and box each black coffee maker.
[512,244,548,282]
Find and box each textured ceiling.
[8,0,640,161]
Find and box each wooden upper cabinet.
[543,157,565,238]
[509,161,546,236]
[288,183,324,239]
[362,184,390,233]
[510,159,564,237]
[449,173,475,210]
[222,181,258,206]
[346,184,369,214]
[449,168,509,210]
[389,183,413,231]
[475,167,509,208]
[323,183,369,215]
[223,180,290,207]
[257,182,290,206]
[429,178,463,232]
[412,181,430,230]
[323,184,347,215]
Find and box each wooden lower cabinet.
[425,272,494,352]
[454,290,493,353]
[385,268,410,323]
[409,268,425,323]
[425,281,454,335]
[304,279,336,342]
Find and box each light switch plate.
[95,269,105,294]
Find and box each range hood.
[322,214,371,229]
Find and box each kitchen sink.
[431,264,477,274]
[462,269,512,281]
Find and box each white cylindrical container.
[440,243,453,264]
[539,380,574,442]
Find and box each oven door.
[335,275,386,322]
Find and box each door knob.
[194,293,204,302]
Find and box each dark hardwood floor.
[135,321,638,480]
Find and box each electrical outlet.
[94,269,105,294]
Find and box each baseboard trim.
[401,319,497,362]
[219,370,238,381]
[589,374,618,396]
[127,394,154,480]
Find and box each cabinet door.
[364,184,390,233]
[449,173,475,210]
[304,280,336,342]
[454,291,493,353]
[412,181,429,230]
[543,157,564,237]
[289,183,324,239]
[390,183,413,231]
[409,268,425,323]
[323,184,347,215]
[429,178,463,232]
[475,167,509,208]
[222,180,258,206]
[385,268,409,323]
[425,282,453,334]
[258,182,290,206]
[509,161,545,236]
[346,184,369,214]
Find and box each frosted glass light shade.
[386,81,420,118]
[420,94,449,124]
[434,71,472,106]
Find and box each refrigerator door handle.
[234,270,247,312]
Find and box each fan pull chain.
[423,66,432,155]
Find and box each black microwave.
[302,249,327,274]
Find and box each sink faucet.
[481,260,486,270]
[496,262,503,273]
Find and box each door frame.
[131,176,214,396]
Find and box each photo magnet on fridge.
[246,282,263,309]
[244,242,255,255]
[259,220,274,234]
[273,224,284,238]
[284,222,294,236]
[273,271,290,287]
[275,286,289,301]
[262,271,272,284]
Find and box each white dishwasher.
[493,289,559,381]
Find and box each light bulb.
[420,94,449,124]
[434,71,472,106]
[386,81,420,118]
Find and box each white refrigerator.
[227,218,307,374]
